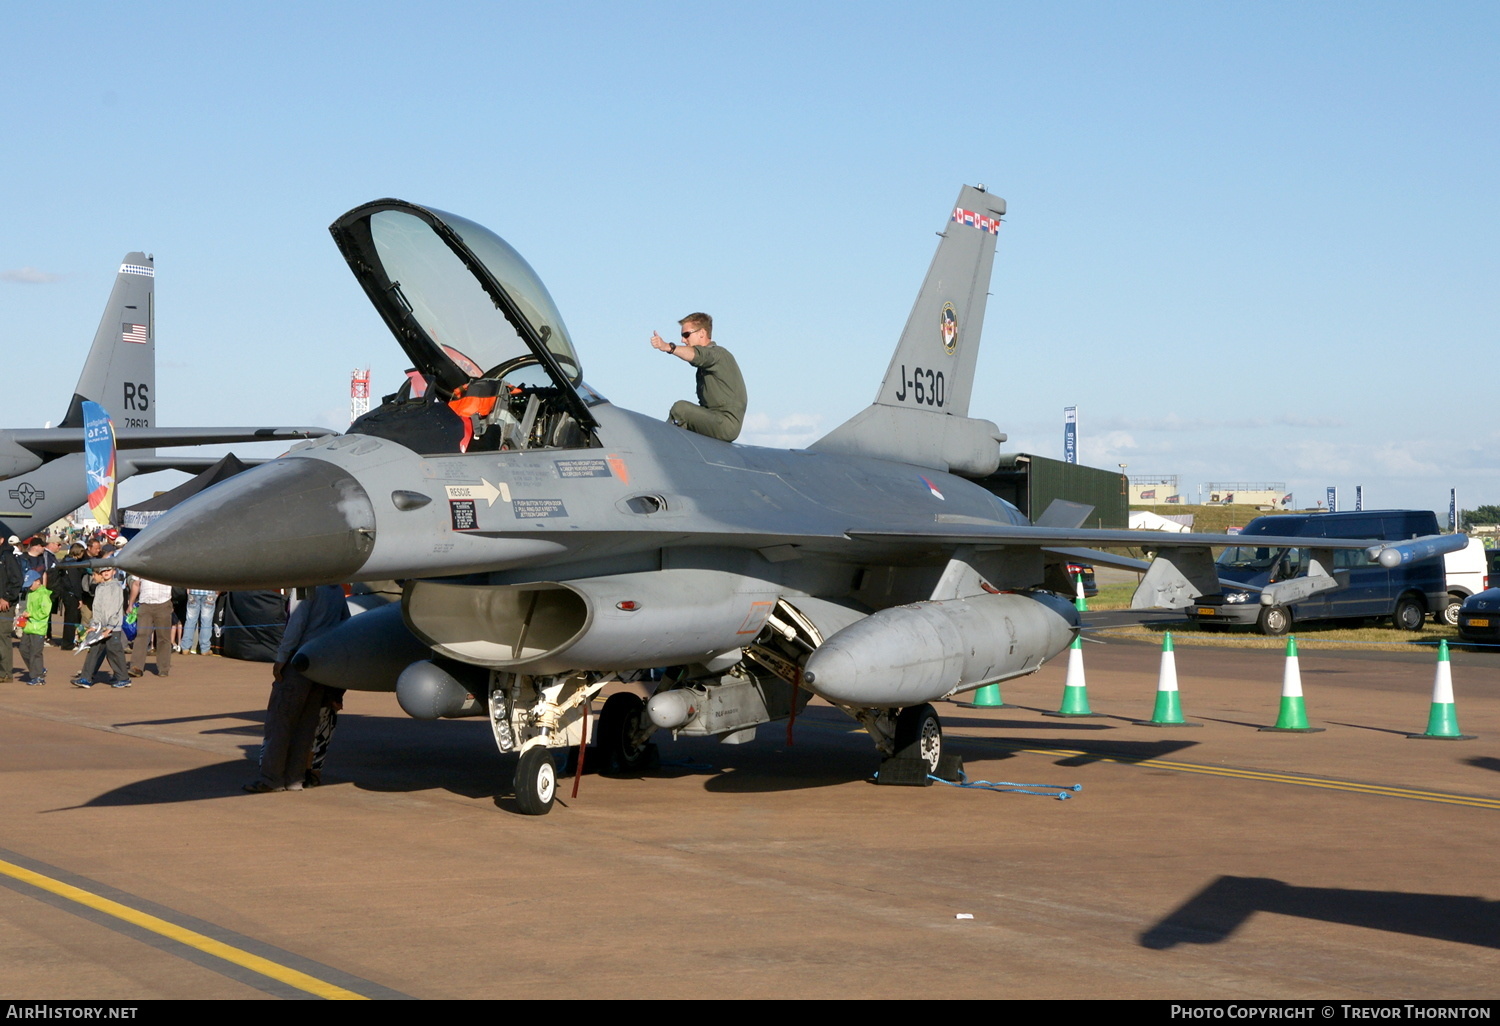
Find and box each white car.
[1441,537,1490,626]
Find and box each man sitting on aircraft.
[650,312,746,442]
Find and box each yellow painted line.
[0,857,367,1000]
[801,719,1499,809]
[972,740,1500,810]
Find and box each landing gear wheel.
[1393,595,1426,632]
[893,703,944,775]
[514,747,557,815]
[1257,605,1291,636]
[1440,597,1462,628]
[598,693,652,774]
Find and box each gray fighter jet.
[114,189,1464,813]
[0,253,334,535]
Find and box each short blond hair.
[678,312,713,339]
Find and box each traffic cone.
[1074,572,1089,612]
[1044,636,1103,717]
[1408,640,1476,741]
[1135,632,1201,727]
[1260,636,1325,733]
[957,682,1007,708]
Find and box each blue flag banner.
[82,400,116,526]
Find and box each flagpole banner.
[1063,406,1077,465]
[82,400,116,526]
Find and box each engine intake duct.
[404,570,780,676]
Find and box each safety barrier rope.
[927,771,1083,800]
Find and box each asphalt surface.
[1,636,1496,999]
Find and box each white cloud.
[1,267,63,284]
[739,411,824,449]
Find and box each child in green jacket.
[20,570,52,685]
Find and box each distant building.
[1204,482,1292,509]
[1128,474,1181,505]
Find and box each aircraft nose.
[114,458,376,588]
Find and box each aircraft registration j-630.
[115,187,1465,813]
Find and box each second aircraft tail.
[57,253,156,434]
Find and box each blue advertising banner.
[1326,486,1338,512]
[82,400,116,526]
[1063,406,1077,465]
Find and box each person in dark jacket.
[0,542,21,681]
[56,543,88,651]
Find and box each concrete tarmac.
[0,636,1496,1000]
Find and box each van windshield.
[1217,546,1305,577]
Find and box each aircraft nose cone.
[115,458,376,588]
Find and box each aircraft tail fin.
[58,254,155,433]
[809,186,1006,476]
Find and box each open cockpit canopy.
[330,199,600,452]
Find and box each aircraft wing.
[845,525,1385,550]
[851,526,1469,610]
[2,426,334,455]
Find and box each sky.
[3,1,1496,516]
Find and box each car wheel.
[893,703,943,775]
[514,747,557,815]
[1440,596,1462,628]
[1257,605,1290,636]
[1393,595,1426,632]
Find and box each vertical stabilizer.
[875,185,1003,418]
[809,187,1006,477]
[58,253,155,432]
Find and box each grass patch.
[1086,618,1464,651]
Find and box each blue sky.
[4,2,1496,515]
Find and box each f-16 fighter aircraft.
[0,253,334,535]
[114,189,1465,813]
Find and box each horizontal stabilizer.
[1,426,333,456]
[124,455,271,475]
[1034,499,1095,529]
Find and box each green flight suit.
[669,343,747,442]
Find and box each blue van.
[1186,510,1448,635]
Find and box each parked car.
[1186,509,1448,635]
[1065,562,1098,598]
[1440,537,1491,626]
[1457,588,1500,643]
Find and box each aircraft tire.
[1393,594,1426,632]
[1256,605,1291,636]
[514,747,557,816]
[893,703,943,775]
[598,692,651,775]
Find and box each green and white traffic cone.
[958,681,1007,708]
[1260,636,1325,733]
[1135,632,1201,727]
[1074,573,1089,613]
[1408,640,1476,741]
[1045,635,1103,717]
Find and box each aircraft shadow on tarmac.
[60,711,886,811]
[970,738,1200,767]
[1139,875,1500,951]
[1468,756,1500,775]
[113,710,267,738]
